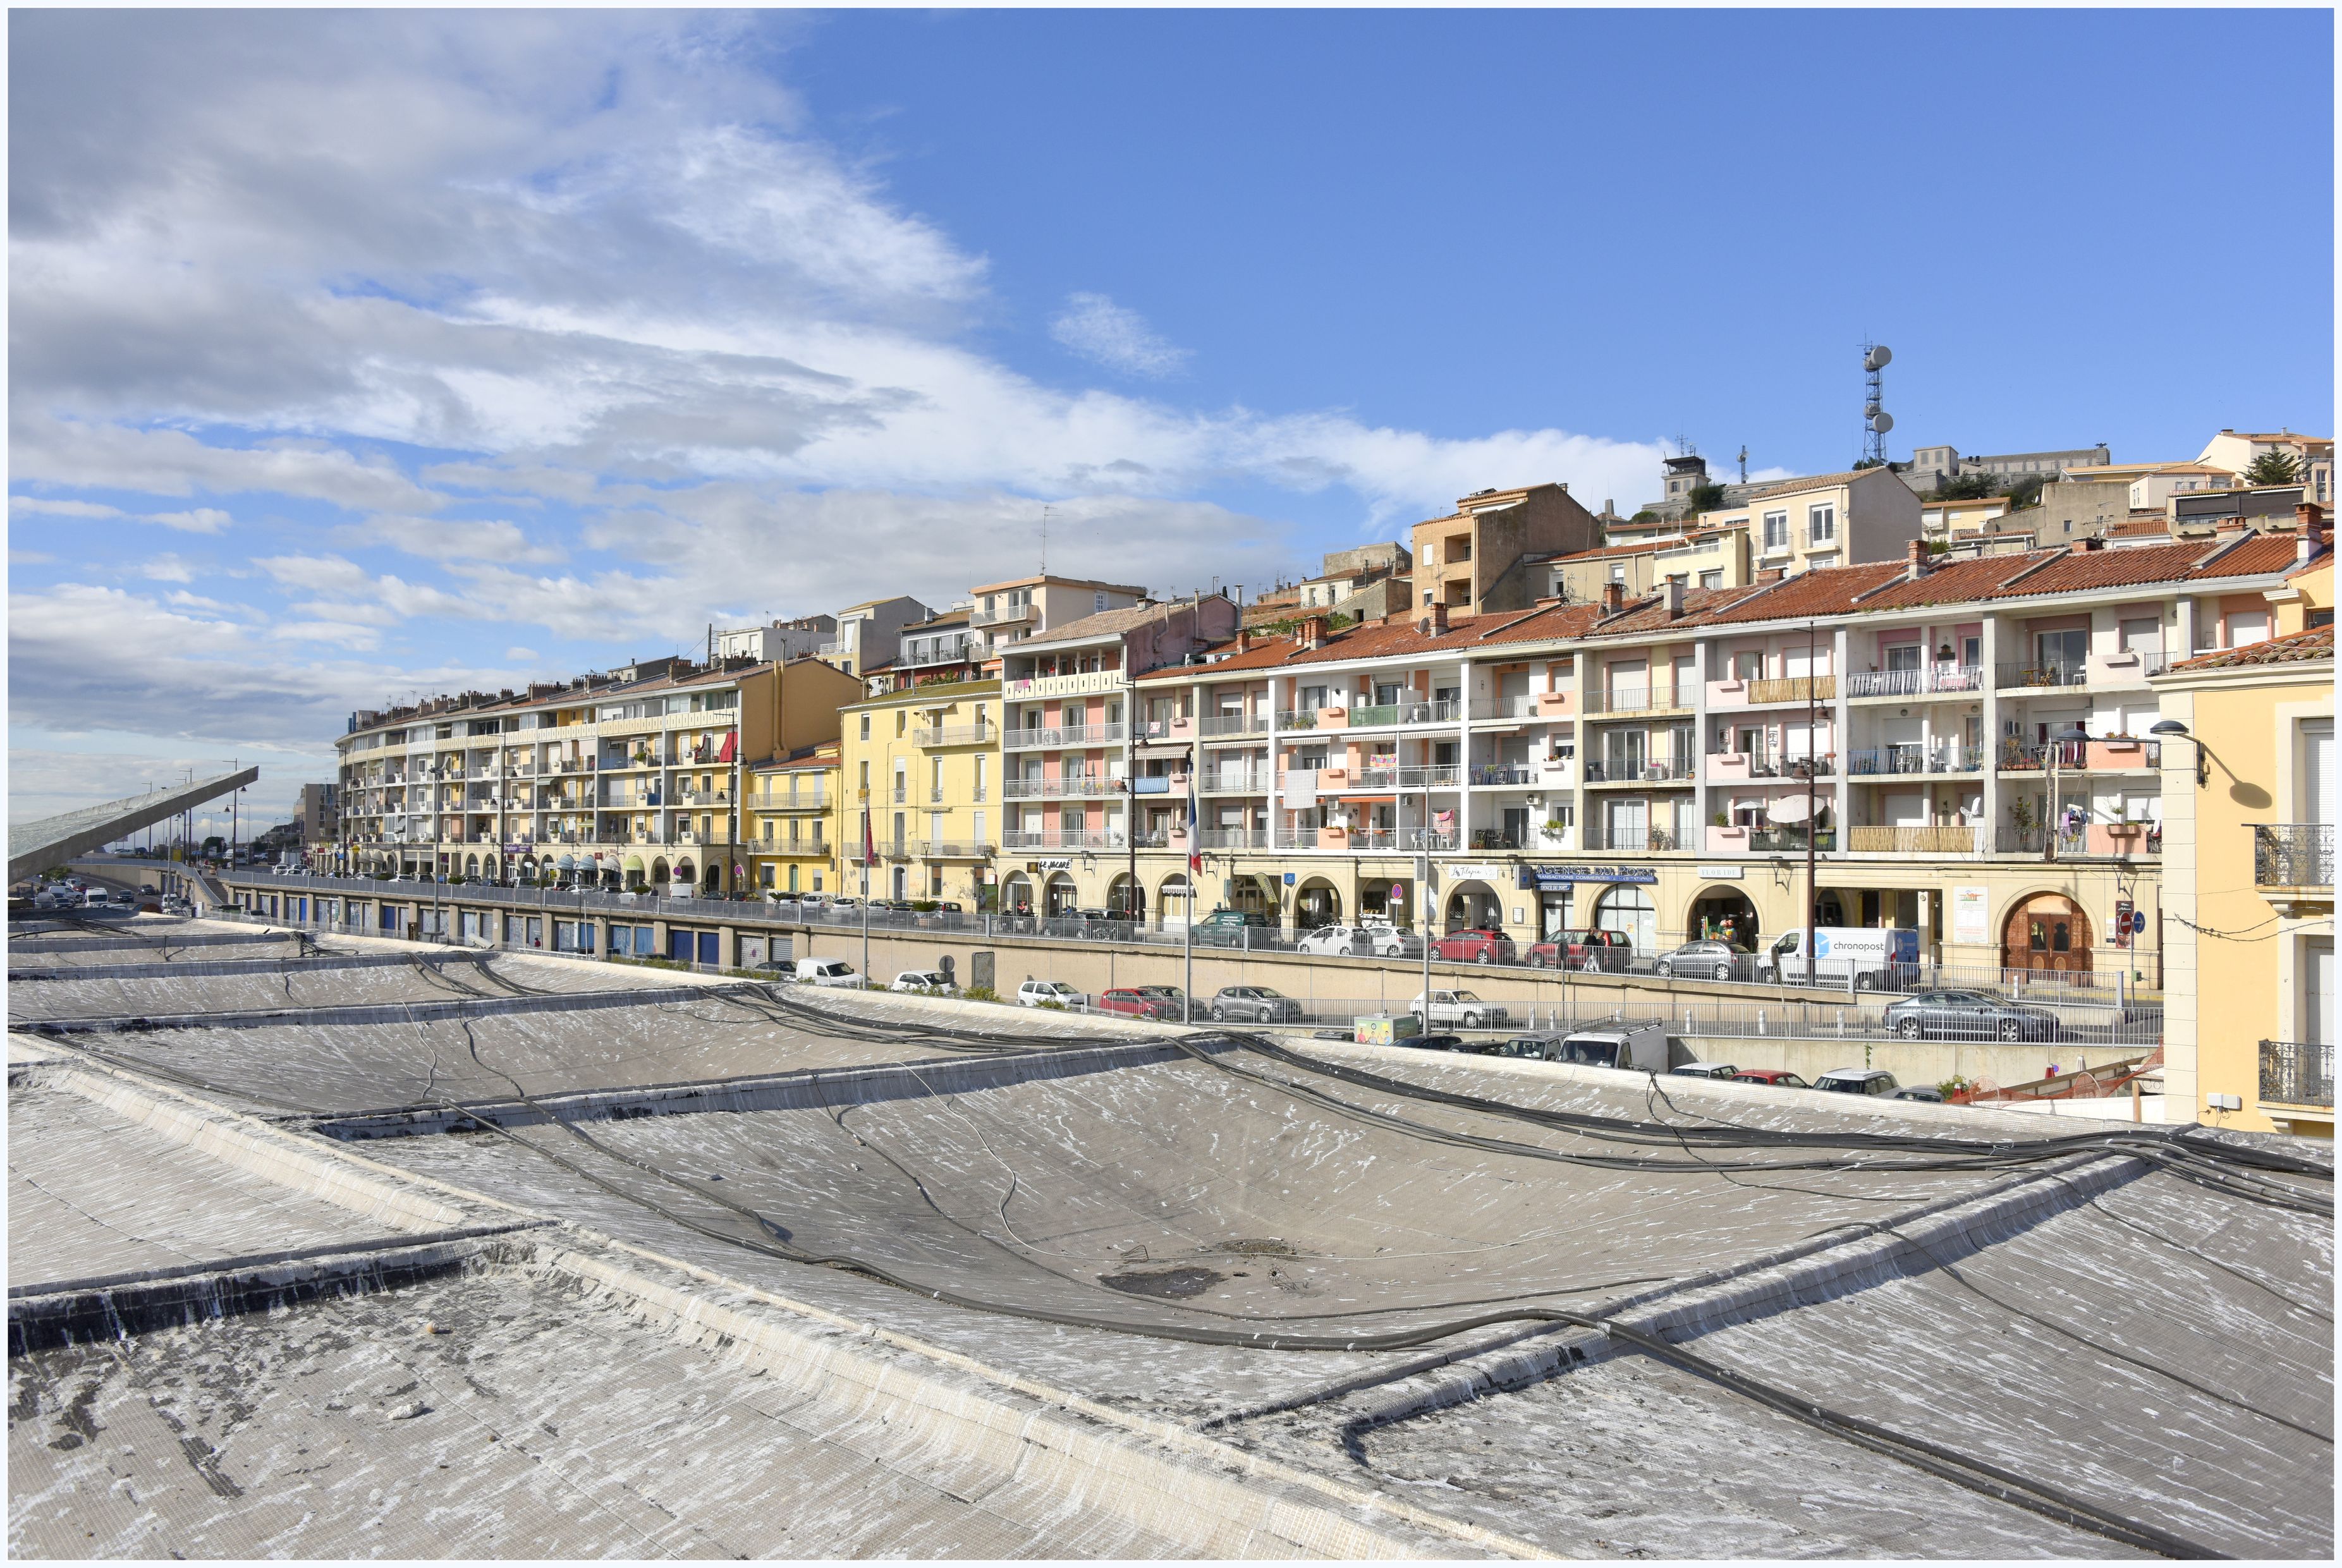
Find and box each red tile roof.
[2166,625,2331,672]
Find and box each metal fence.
[2254,824,2334,889]
[2259,1038,2334,1107]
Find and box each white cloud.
[142,554,195,582]
[1049,292,1190,379]
[504,645,538,662]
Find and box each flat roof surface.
[8,916,2331,1559]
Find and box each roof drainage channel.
[7,949,496,983]
[308,1036,1204,1139]
[13,980,771,1035]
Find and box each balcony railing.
[1704,751,1836,780]
[1200,771,1273,794]
[747,788,828,810]
[1748,827,1836,853]
[1274,710,1319,731]
[912,724,993,746]
[1403,829,1459,851]
[1995,825,2090,856]
[1197,827,1269,849]
[1582,685,1695,716]
[1998,741,2090,772]
[1845,665,1984,699]
[2259,1039,2334,1107]
[1197,712,1268,737]
[1469,828,1525,850]
[1585,757,1696,784]
[1004,776,1121,798]
[1739,675,1836,705]
[2255,824,2334,889]
[1468,763,1539,786]
[1848,745,1983,776]
[1468,696,1542,720]
[1005,722,1126,750]
[908,840,992,859]
[1001,829,1127,850]
[1581,825,1685,852]
[1996,662,2088,691]
[1846,825,1987,854]
[1348,763,1463,791]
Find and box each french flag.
[1186,792,1200,873]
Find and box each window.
[858,714,870,741]
[858,760,870,789]
[896,710,906,736]
[1094,591,1107,612]
[1807,504,1836,544]
[1609,564,1626,583]
[1762,512,1788,551]
[1699,571,1723,589]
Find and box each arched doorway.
[1157,872,1192,930]
[1687,885,1760,949]
[704,861,723,894]
[674,858,697,893]
[1360,876,1410,928]
[891,864,908,901]
[1107,872,1142,918]
[1229,874,1279,923]
[2003,893,2093,973]
[1044,872,1078,917]
[1444,880,1501,933]
[650,856,669,886]
[1594,884,1657,958]
[519,854,539,885]
[1295,877,1342,930]
[465,854,480,878]
[998,871,1034,918]
[624,856,645,890]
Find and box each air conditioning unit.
[1524,793,1545,808]
[1643,766,1669,782]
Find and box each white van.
[790,957,865,988]
[1767,927,1920,990]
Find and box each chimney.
[1234,627,1253,654]
[1664,577,1685,618]
[1601,581,1626,614]
[1300,613,1329,650]
[1425,602,1450,636]
[2298,502,2328,562]
[1906,538,1929,581]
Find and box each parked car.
[1355,922,1422,957]
[1411,989,1511,1030]
[1296,924,1375,957]
[1494,1032,1568,1061]
[1551,1023,1669,1072]
[1311,1028,1355,1042]
[1405,1033,1466,1052]
[1525,929,1634,971]
[790,957,866,988]
[1429,928,1516,966]
[1815,1067,1900,1096]
[1097,987,1179,1019]
[1669,1061,1740,1079]
[1191,908,1271,947]
[1652,939,1762,983]
[1893,1085,1947,1103]
[1882,990,2059,1042]
[1016,979,1085,1009]
[1209,986,1305,1023]
[1731,1068,1811,1089]
[1136,985,1189,1016]
[889,970,956,995]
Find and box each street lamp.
[2148,719,2211,787]
[2045,724,2092,861]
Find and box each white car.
[790,957,865,988]
[890,970,957,995]
[1410,989,1513,1030]
[1016,979,1083,1009]
[1296,925,1375,957]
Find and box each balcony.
[747,787,828,810]
[1848,744,1984,777]
[1274,710,1319,731]
[1468,695,1554,721]
[2259,1039,2334,1108]
[1846,825,1988,854]
[1581,825,1686,853]
[2254,824,2334,892]
[1003,775,1122,798]
[1405,829,1460,851]
[1002,669,1123,700]
[912,724,993,747]
[1350,763,1463,790]
[1996,661,2088,692]
[1704,751,1836,783]
[1200,770,1273,794]
[1467,763,1540,787]
[1197,712,1268,737]
[1004,722,1126,750]
[1584,757,1696,784]
[1468,827,1526,851]
[908,840,993,860]
[1997,739,2159,773]
[1747,826,1836,854]
[2087,648,2172,684]
[1197,827,1269,849]
[1707,674,1836,708]
[1582,685,1695,717]
[1001,829,1128,850]
[1844,665,1984,700]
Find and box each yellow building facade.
[743,743,843,897]
[838,679,1001,906]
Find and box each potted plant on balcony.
[1542,818,1570,843]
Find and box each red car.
[1730,1068,1811,1089]
[1429,928,1516,965]
[1526,928,1634,971]
[1096,987,1178,1020]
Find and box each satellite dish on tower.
[1870,411,1896,434]
[1863,345,1893,372]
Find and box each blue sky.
[8,8,2333,832]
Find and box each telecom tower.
[1861,341,1893,465]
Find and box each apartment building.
[1693,466,1924,574]
[819,595,932,678]
[2154,535,2333,1134]
[1532,530,1752,604]
[997,596,1240,918]
[743,742,842,897]
[295,782,339,853]
[870,604,982,692]
[838,676,1001,906]
[2198,428,2333,506]
[714,614,835,664]
[1411,483,1604,614]
[332,653,860,894]
[1003,530,2323,983]
[1902,442,2113,492]
[967,574,1150,664]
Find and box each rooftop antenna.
[1861,341,1894,466]
[1040,504,1055,576]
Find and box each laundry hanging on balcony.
[717,729,737,763]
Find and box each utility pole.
[1182,760,1197,1023]
[1803,621,1819,987]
